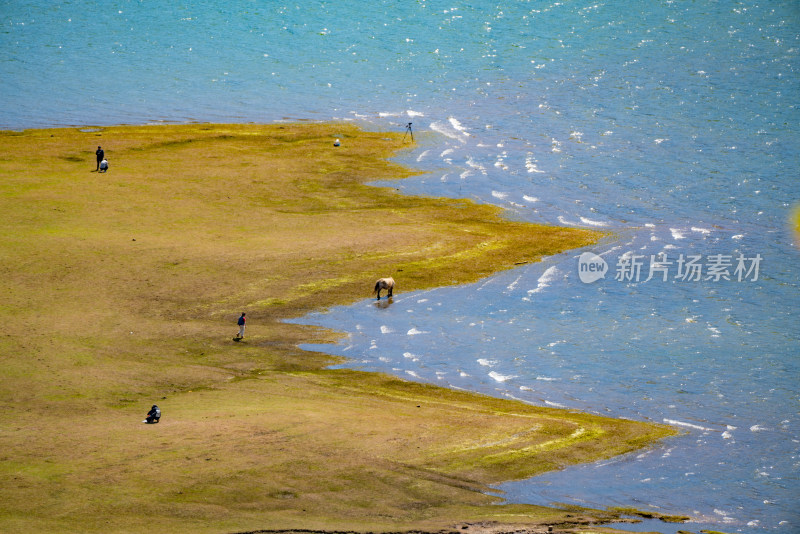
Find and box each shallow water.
[3,1,799,532]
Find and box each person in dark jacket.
[236,312,246,340]
[95,146,104,171]
[144,404,161,424]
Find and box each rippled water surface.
[3,2,799,532]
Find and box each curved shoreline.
[0,122,678,533]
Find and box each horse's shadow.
[374,297,393,309]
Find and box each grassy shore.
[0,122,677,533]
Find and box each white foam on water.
[670,228,686,240]
[405,370,421,379]
[525,153,546,173]
[545,400,566,408]
[579,216,609,227]
[526,164,545,174]
[506,274,522,291]
[536,376,557,381]
[600,246,622,257]
[491,191,508,200]
[440,148,454,157]
[713,509,736,523]
[380,325,394,334]
[692,226,712,235]
[403,352,419,362]
[407,327,428,335]
[477,358,497,367]
[750,424,767,432]
[663,418,714,431]
[528,266,559,294]
[416,149,431,162]
[477,277,498,291]
[407,109,424,117]
[466,156,487,175]
[430,120,466,143]
[448,116,470,136]
[732,234,744,240]
[488,371,517,382]
[523,195,539,203]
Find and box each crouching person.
[144,404,161,424]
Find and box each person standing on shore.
[95,146,104,171]
[236,312,246,340]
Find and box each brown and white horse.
[372,277,395,299]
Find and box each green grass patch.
[609,506,691,523]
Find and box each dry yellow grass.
[0,123,677,533]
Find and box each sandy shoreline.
[0,122,680,533]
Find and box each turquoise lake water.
[3,2,798,532]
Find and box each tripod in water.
[402,122,414,142]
